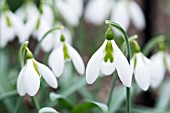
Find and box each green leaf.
[61,77,87,96]
[156,79,170,110]
[109,84,141,113]
[50,92,73,109]
[72,101,108,113]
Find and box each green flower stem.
[19,41,29,67]
[105,20,131,113]
[34,26,64,58]
[107,71,118,108]
[31,96,40,112]
[143,35,165,56]
[126,87,131,113]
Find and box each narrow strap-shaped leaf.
[50,92,73,109]
[72,101,108,113]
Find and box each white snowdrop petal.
[130,1,145,30]
[35,61,58,89]
[13,3,39,43]
[48,45,65,77]
[66,43,85,75]
[150,52,165,88]
[39,107,58,113]
[41,4,54,25]
[37,18,54,52]
[56,1,80,26]
[111,0,130,31]
[0,11,15,48]
[23,59,40,96]
[101,61,115,75]
[17,65,26,96]
[112,40,132,87]
[134,53,151,91]
[85,0,111,25]
[86,40,107,84]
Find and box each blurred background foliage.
[0,0,170,113]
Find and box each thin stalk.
[143,35,165,56]
[105,20,131,113]
[31,96,40,112]
[126,87,131,113]
[107,71,118,108]
[34,26,63,58]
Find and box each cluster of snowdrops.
[1,0,170,113]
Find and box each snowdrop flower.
[55,0,83,26]
[0,10,15,48]
[111,0,145,31]
[85,0,112,25]
[12,2,39,43]
[39,107,59,113]
[131,52,159,91]
[17,48,58,96]
[48,34,85,77]
[150,51,170,88]
[34,4,55,52]
[86,27,132,87]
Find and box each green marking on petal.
[104,41,114,63]
[32,59,40,76]
[63,43,70,60]
[134,54,137,69]
[6,15,11,27]
[36,17,41,30]
[163,53,168,69]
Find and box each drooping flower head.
[111,0,145,31]
[55,0,83,26]
[0,4,16,48]
[130,40,159,91]
[17,42,58,96]
[48,34,85,77]
[12,2,39,43]
[86,26,133,87]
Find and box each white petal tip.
[39,107,58,113]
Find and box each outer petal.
[130,1,145,30]
[101,61,115,75]
[86,40,107,84]
[134,53,151,91]
[150,52,165,88]
[23,59,40,96]
[35,61,58,88]
[112,40,132,87]
[37,18,54,52]
[48,44,65,77]
[17,65,26,96]
[111,0,130,31]
[0,11,15,48]
[56,1,80,26]
[84,0,111,25]
[66,43,85,75]
[39,107,58,113]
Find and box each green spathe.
[105,26,114,40]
